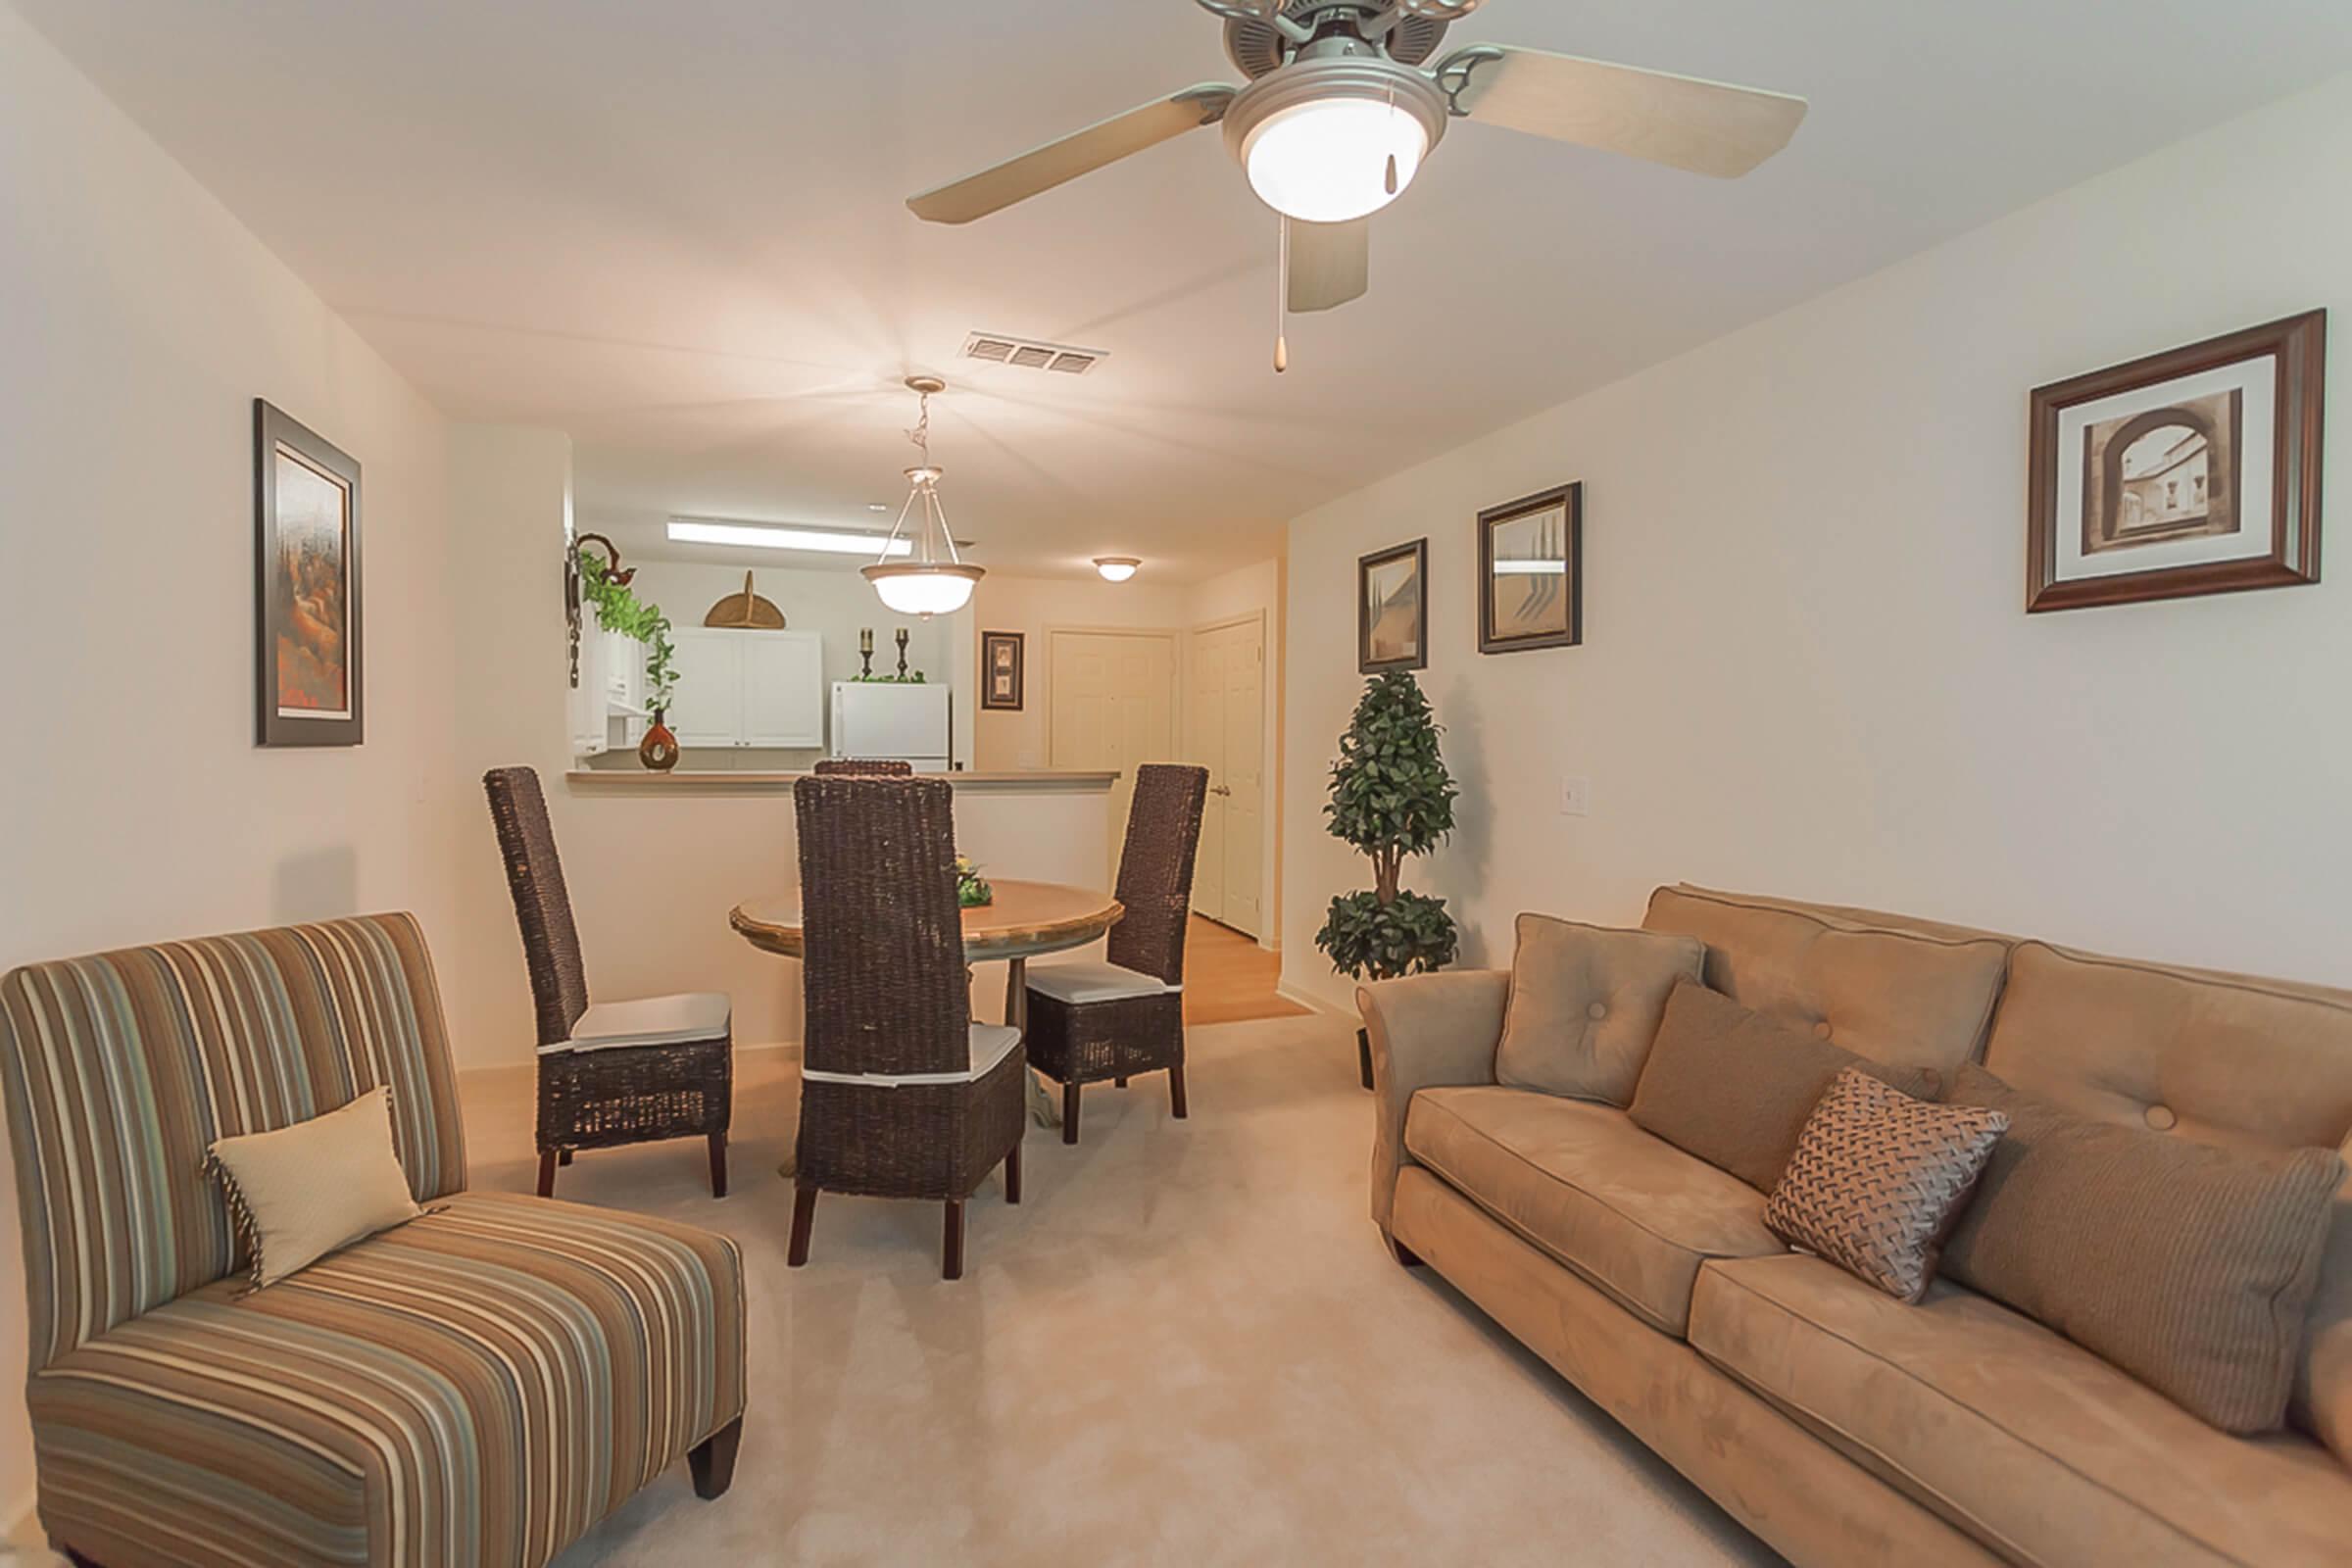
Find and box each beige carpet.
[458,1014,1782,1567]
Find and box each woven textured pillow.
[1766,1068,2008,1302]
[208,1086,424,1288]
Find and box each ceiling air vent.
[961,332,1107,376]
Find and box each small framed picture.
[255,399,363,746]
[1478,483,1582,654]
[981,630,1024,710]
[1358,539,1428,673]
[2027,312,2324,612]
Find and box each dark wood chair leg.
[943,1199,965,1281]
[687,1415,743,1500]
[1061,1082,1081,1145]
[536,1151,558,1198]
[1168,1062,1189,1119]
[558,1148,573,1166]
[708,1131,728,1198]
[1004,1139,1022,1204]
[1115,1075,1128,1088]
[1357,1027,1375,1091]
[787,1181,818,1266]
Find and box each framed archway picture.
[255,400,363,746]
[2027,312,2324,612]
[1478,482,1582,654]
[1358,538,1427,673]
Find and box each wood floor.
[1182,913,1309,1025]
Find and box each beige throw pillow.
[1628,980,1939,1192]
[1940,1064,2345,1433]
[1494,914,1704,1104]
[1766,1068,2008,1302]
[208,1086,424,1288]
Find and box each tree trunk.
[1373,848,1400,906]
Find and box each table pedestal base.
[1005,956,1062,1128]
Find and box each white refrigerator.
[831,682,953,770]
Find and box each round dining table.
[730,878,1124,1126]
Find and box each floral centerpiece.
[956,857,993,908]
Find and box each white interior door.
[1050,630,1176,873]
[1187,618,1266,937]
[1189,631,1228,921]
[1217,618,1266,937]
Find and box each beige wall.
[0,7,471,1530]
[1281,74,2352,1010]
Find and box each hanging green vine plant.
[578,553,678,711]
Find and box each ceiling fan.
[906,0,1807,347]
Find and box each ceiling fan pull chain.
[1275,216,1293,372]
[1385,81,1399,195]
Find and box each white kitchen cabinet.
[572,612,649,757]
[668,628,822,749]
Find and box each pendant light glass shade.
[866,382,984,617]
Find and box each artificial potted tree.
[1314,668,1459,1089]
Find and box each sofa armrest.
[1357,969,1508,1236]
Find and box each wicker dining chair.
[1023,763,1208,1144]
[483,766,733,1199]
[788,774,1025,1280]
[811,758,915,776]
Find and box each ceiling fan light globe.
[1243,98,1427,222]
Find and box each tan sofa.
[1358,885,2352,1567]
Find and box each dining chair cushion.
[541,992,732,1054]
[801,1022,1023,1088]
[1025,959,1180,1004]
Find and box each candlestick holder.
[895,627,910,679]
[858,628,874,678]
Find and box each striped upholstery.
[1,913,748,1568]
[1,914,466,1369]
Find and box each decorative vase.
[639,709,680,772]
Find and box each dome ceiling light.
[1094,557,1143,582]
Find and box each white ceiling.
[19,1,2352,579]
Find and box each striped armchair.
[0,913,747,1568]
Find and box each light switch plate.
[1559,775,1591,816]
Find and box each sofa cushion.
[25,1190,746,1568]
[1690,1253,2352,1568]
[1404,1086,1783,1334]
[1765,1068,2008,1302]
[1940,1063,2342,1432]
[1628,981,1938,1193]
[207,1086,426,1289]
[1642,884,2010,1075]
[1494,914,1704,1104]
[1980,941,2352,1460]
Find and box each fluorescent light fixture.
[667,517,909,557]
[1491,559,1567,575]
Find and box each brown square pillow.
[1494,914,1705,1105]
[1940,1063,2345,1433]
[1628,979,1938,1192]
[1766,1068,2008,1302]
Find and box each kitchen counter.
[564,769,1116,793]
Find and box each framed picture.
[980,630,1024,710]
[255,399,363,746]
[1358,539,1428,673]
[1478,482,1582,653]
[2027,312,2324,612]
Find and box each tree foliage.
[1315,670,1459,981]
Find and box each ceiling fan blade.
[1439,45,1806,177]
[907,84,1240,224]
[1288,218,1369,313]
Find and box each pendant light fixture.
[863,375,984,617]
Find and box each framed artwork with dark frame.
[1357,538,1428,673]
[1478,482,1582,653]
[255,399,363,746]
[980,630,1025,710]
[2027,311,2324,612]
